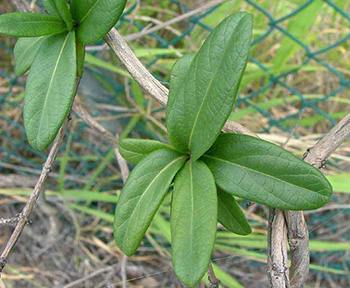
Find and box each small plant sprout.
[114,12,332,286]
[0,0,127,151]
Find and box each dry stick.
[285,113,350,288]
[0,123,67,273]
[73,97,117,144]
[267,210,290,288]
[303,113,350,168]
[105,29,350,288]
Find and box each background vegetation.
[0,0,349,287]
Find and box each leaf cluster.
[114,12,332,286]
[0,0,127,150]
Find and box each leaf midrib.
[219,199,245,232]
[36,33,70,145]
[18,37,44,61]
[4,19,64,24]
[187,16,245,152]
[80,0,102,25]
[120,155,186,246]
[188,161,194,275]
[204,155,329,198]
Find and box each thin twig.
[73,96,117,143]
[208,264,220,288]
[0,122,67,273]
[63,265,118,288]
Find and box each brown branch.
[0,123,67,273]
[283,212,308,288]
[267,209,290,288]
[105,29,168,105]
[303,113,350,168]
[73,96,117,144]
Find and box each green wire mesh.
[0,0,349,182]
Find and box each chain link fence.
[0,0,349,184]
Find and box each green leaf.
[71,0,127,44]
[217,188,251,235]
[14,37,46,76]
[114,149,186,256]
[44,0,59,15]
[167,54,194,119]
[203,133,332,210]
[171,160,217,286]
[47,0,73,30]
[24,31,77,151]
[167,12,253,160]
[119,138,173,164]
[0,13,66,37]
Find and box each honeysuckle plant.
[114,12,332,286]
[0,0,127,151]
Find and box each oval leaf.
[203,133,332,210]
[24,32,77,151]
[71,0,127,44]
[119,138,174,164]
[47,0,73,30]
[166,54,194,128]
[14,37,46,76]
[167,12,253,160]
[0,13,66,37]
[114,149,186,256]
[171,160,217,286]
[218,188,251,235]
